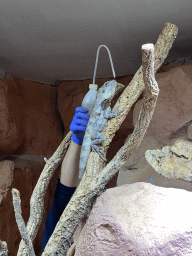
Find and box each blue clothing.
[41,178,76,253]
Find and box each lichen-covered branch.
[102,22,178,153]
[90,43,160,190]
[0,240,8,256]
[41,42,160,255]
[11,188,36,256]
[16,131,72,255]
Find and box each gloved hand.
[70,106,90,145]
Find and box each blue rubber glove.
[70,106,90,145]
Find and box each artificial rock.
[117,64,192,191]
[74,182,192,256]
[145,139,192,182]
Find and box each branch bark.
[0,240,8,256]
[16,131,72,255]
[102,22,178,153]
[11,189,36,256]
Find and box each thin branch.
[11,188,35,256]
[16,131,72,255]
[0,240,8,256]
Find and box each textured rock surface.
[0,75,25,154]
[117,64,192,192]
[0,74,63,157]
[145,139,192,182]
[74,182,192,256]
[187,124,192,139]
[0,160,14,205]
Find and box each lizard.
[77,79,125,187]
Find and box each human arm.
[58,106,90,187]
[58,140,81,187]
[41,107,89,253]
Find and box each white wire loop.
[93,45,116,84]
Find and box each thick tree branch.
[102,22,178,153]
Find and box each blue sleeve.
[41,178,76,253]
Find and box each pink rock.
[74,182,192,256]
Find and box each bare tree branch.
[16,131,72,255]
[0,240,8,256]
[102,22,178,154]
[11,188,36,256]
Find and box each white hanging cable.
[93,45,116,85]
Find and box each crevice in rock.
[169,120,192,141]
[171,151,189,160]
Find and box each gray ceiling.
[0,0,192,84]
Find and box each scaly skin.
[78,80,124,186]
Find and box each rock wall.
[117,63,192,192]
[74,182,192,256]
[0,75,64,255]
